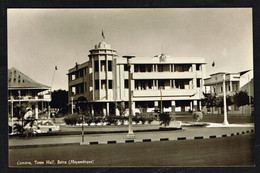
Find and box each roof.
[8,67,50,90]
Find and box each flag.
[102,30,105,40]
[55,65,57,70]
[212,61,215,67]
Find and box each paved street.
[9,133,254,167]
[9,123,254,147]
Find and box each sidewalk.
[9,122,254,148]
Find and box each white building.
[204,70,254,115]
[8,67,51,121]
[68,42,206,116]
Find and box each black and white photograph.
[7,8,254,167]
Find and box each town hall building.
[67,41,206,116]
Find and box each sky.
[8,8,253,91]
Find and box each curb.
[10,129,254,149]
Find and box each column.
[91,103,94,116]
[193,100,198,111]
[11,97,14,134]
[190,101,193,111]
[35,103,39,120]
[171,100,176,115]
[230,81,233,91]
[103,104,106,116]
[154,101,159,112]
[132,101,136,116]
[106,102,109,116]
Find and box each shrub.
[106,116,118,125]
[139,116,146,124]
[94,116,102,124]
[159,112,171,127]
[63,114,80,126]
[147,116,154,124]
[132,116,140,124]
[85,116,93,125]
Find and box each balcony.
[133,89,197,97]
[132,72,196,79]
[69,77,84,86]
[8,95,51,102]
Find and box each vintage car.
[24,120,60,133]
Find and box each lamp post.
[71,97,74,114]
[123,55,135,139]
[223,73,229,125]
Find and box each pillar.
[106,102,109,116]
[154,101,159,112]
[35,103,39,119]
[11,97,14,134]
[193,100,198,111]
[190,101,193,111]
[171,100,176,115]
[91,103,94,116]
[103,104,106,116]
[132,101,136,116]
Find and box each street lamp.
[223,73,229,125]
[71,97,74,114]
[123,55,135,139]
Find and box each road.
[9,133,254,167]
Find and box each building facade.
[204,70,254,115]
[68,42,206,116]
[8,67,51,120]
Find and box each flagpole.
[51,66,57,91]
[49,66,57,119]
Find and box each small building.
[204,70,254,115]
[8,67,51,121]
[68,41,206,116]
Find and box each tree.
[215,96,233,114]
[233,91,249,115]
[201,93,216,114]
[50,90,68,115]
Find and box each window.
[220,87,223,92]
[140,65,145,72]
[108,61,112,71]
[101,60,106,71]
[147,65,152,72]
[109,80,113,89]
[158,80,165,89]
[124,64,128,71]
[196,79,201,88]
[158,65,163,72]
[134,65,138,72]
[95,80,99,90]
[196,64,200,71]
[124,80,129,89]
[101,80,106,89]
[94,61,99,72]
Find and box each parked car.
[24,120,60,133]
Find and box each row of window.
[91,79,201,90]
[124,64,202,72]
[94,60,112,72]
